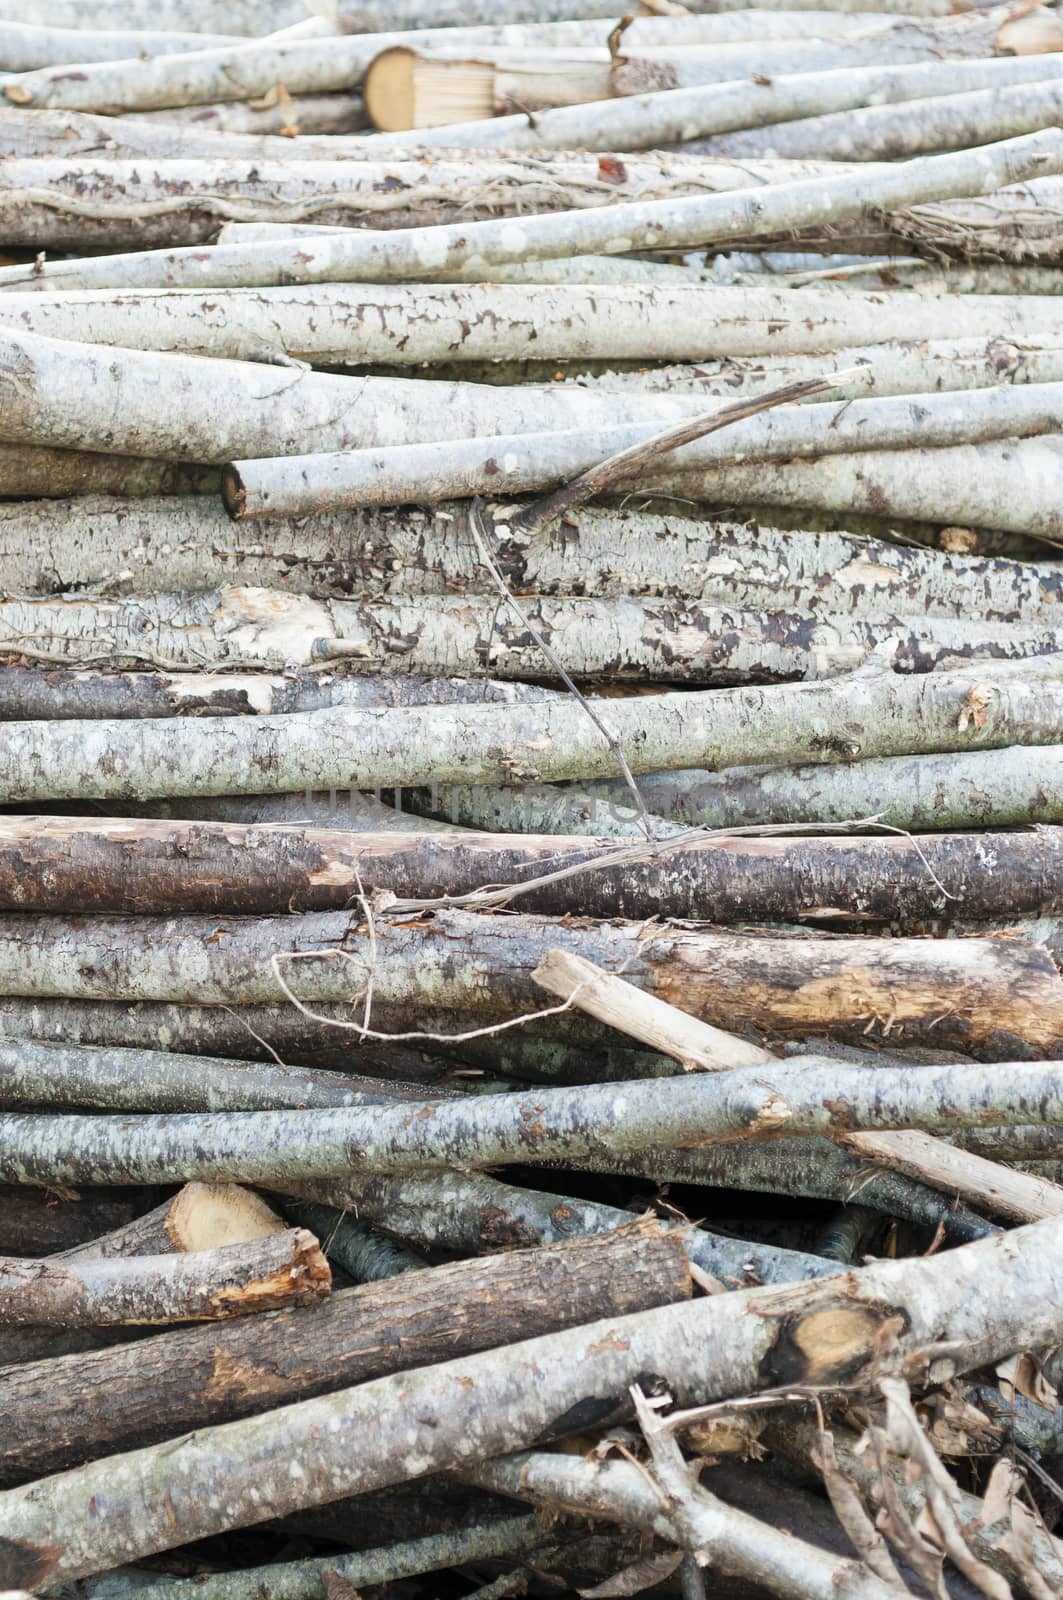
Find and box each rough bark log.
[2,656,1059,802]
[223,385,1063,515]
[7,587,1062,682]
[0,1036,442,1113]
[0,1218,1059,1588]
[3,130,1057,292]
[0,1223,690,1484]
[16,279,1063,364]
[0,444,218,498]
[0,1228,330,1325]
[614,744,1063,831]
[0,1187,158,1257]
[3,817,1061,926]
[4,496,1059,619]
[660,436,1063,538]
[56,1183,285,1263]
[7,1049,1063,1185]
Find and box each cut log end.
[364,47,419,132]
[165,1183,286,1253]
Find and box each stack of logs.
[0,1,1062,1598]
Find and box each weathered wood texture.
[0,1223,690,1484]
[0,1186,160,1256]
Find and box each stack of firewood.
[0,1,1062,1597]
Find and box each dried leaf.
[577,1549,684,1597]
[980,1461,1055,1600]
[813,1428,905,1587]
[322,1569,363,1600]
[996,1352,1058,1412]
[958,685,991,732]
[996,4,1063,53]
[597,156,628,185]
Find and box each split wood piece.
[7,818,1063,924]
[469,1451,900,1600]
[18,279,1063,365]
[602,745,1063,832]
[0,663,553,721]
[2,129,1058,293]
[224,386,1063,515]
[0,444,218,499]
[357,53,1063,153]
[769,1416,1063,1596]
[0,1187,159,1257]
[3,655,1060,802]
[536,948,1047,1224]
[56,1183,286,1261]
[691,76,1063,164]
[0,21,243,69]
[0,1223,690,1483]
[9,589,1063,681]
[0,0,306,32]
[0,1037,446,1113]
[0,1228,329,1325]
[0,13,828,114]
[5,496,1060,619]
[661,436,1063,540]
[7,1052,1063,1185]
[1,1217,1061,1587]
[0,902,1060,1056]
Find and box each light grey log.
[662,435,1063,539]
[1,130,1057,292]
[4,496,1057,619]
[0,1,306,33]
[595,745,1063,831]
[0,1216,1060,1587]
[223,383,1063,515]
[688,78,1063,163]
[319,0,902,26]
[8,279,1063,364]
[7,587,1063,680]
[2,654,1060,802]
[126,94,367,138]
[0,23,242,70]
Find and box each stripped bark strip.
[0,1229,329,1325]
[5,814,1058,925]
[0,1218,1060,1587]
[2,130,1059,292]
[0,1224,691,1483]
[0,905,1058,1054]
[2,655,1059,802]
[5,1056,1063,1185]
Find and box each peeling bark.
[0,1218,1059,1586]
[2,131,1057,292]
[0,1228,330,1325]
[2,817,1061,925]
[2,656,1059,802]
[0,1224,690,1483]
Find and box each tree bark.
[3,816,1062,925]
[4,496,1059,619]
[0,0,306,32]
[0,1187,159,1257]
[612,744,1063,831]
[7,588,1063,681]
[0,1217,1060,1588]
[0,21,242,69]
[0,1228,330,1325]
[56,1182,287,1261]
[223,385,1063,515]
[0,1223,690,1484]
[0,444,218,497]
[3,130,1058,292]
[7,1051,1063,1185]
[2,655,1059,802]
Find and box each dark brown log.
[0,1185,162,1256]
[0,1222,690,1484]
[55,1183,286,1261]
[0,1227,330,1326]
[0,816,1060,924]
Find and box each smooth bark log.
[0,444,218,498]
[0,1223,690,1484]
[0,1229,329,1325]
[2,131,1057,292]
[3,817,1061,925]
[8,587,1062,681]
[0,1,305,33]
[0,22,242,69]
[2,656,1059,802]
[616,745,1063,831]
[4,496,1058,619]
[0,1218,1059,1587]
[277,1198,425,1282]
[7,1053,1063,1185]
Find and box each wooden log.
[3,496,1059,618]
[0,444,218,498]
[0,1228,329,1325]
[0,0,306,32]
[0,1187,159,1257]
[0,21,243,69]
[0,1216,1060,1587]
[2,656,1059,802]
[7,587,1063,681]
[0,1223,690,1484]
[55,1182,286,1261]
[2,130,1057,292]
[2,817,1062,925]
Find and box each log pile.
[1,2,1063,1598]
